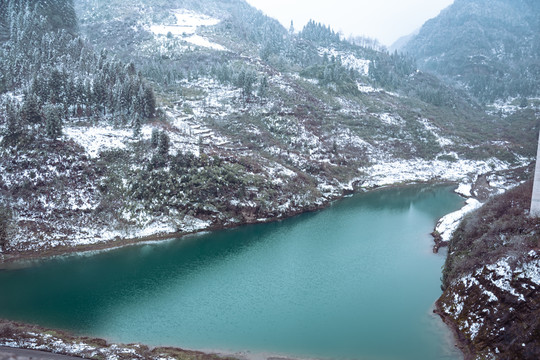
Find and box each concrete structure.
[531,132,540,216]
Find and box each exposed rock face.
[437,181,540,359]
[437,253,540,359]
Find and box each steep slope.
[437,181,540,359]
[403,0,540,103]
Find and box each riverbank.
[0,184,467,360]
[3,161,530,268]
[432,164,532,253]
[0,177,462,269]
[0,319,238,360]
[1,151,530,266]
[434,180,540,359]
[0,194,332,269]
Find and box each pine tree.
[21,92,41,124]
[44,104,63,139]
[258,75,269,99]
[143,86,156,118]
[151,128,160,148]
[3,101,21,145]
[48,68,64,104]
[158,131,170,157]
[0,204,12,252]
[132,115,142,137]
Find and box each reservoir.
[0,185,464,360]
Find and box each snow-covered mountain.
[0,0,535,260]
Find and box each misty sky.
[245,0,454,46]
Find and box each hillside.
[437,180,540,359]
[0,0,536,261]
[402,0,540,103]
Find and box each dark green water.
[0,185,464,360]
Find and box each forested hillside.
[0,0,536,260]
[402,0,540,103]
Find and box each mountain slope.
[403,0,540,102]
[0,0,536,260]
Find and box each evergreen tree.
[21,92,41,124]
[48,68,64,104]
[0,204,12,252]
[133,115,142,137]
[44,103,63,139]
[143,86,156,118]
[158,131,170,157]
[258,75,269,99]
[3,101,21,145]
[151,128,160,148]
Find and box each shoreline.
[0,319,238,360]
[0,180,466,360]
[0,180,456,269]
[434,300,474,360]
[2,175,522,360]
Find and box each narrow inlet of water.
[0,185,464,360]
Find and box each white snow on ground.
[319,47,370,76]
[419,118,454,147]
[66,120,206,159]
[149,9,225,51]
[134,220,177,238]
[435,198,482,242]
[486,98,520,117]
[486,173,520,194]
[518,252,540,285]
[443,253,540,341]
[360,158,508,188]
[181,215,212,232]
[377,113,403,126]
[357,83,381,93]
[0,333,174,360]
[455,183,473,197]
[334,128,374,151]
[64,126,132,158]
[482,259,525,301]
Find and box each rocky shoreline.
[0,190,334,269]
[0,175,469,268]
[434,180,540,360]
[0,319,238,360]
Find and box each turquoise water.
[0,185,464,360]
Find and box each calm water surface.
[0,185,464,360]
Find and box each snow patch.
[181,215,211,232]
[455,183,473,197]
[419,118,454,147]
[378,113,403,126]
[318,47,370,76]
[361,158,510,189]
[435,198,482,242]
[64,126,132,158]
[149,9,225,51]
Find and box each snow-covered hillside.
[148,9,225,51]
